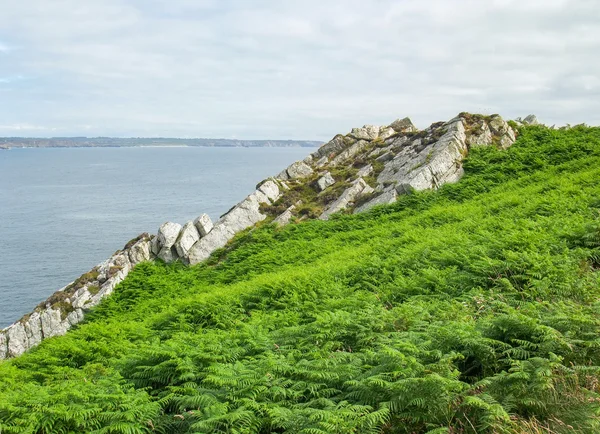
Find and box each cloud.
[0,0,598,138]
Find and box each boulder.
[194,213,214,237]
[40,308,69,338]
[378,127,396,140]
[355,188,398,213]
[389,117,417,133]
[286,161,314,179]
[128,238,152,264]
[349,125,380,141]
[317,172,335,191]
[157,222,182,249]
[257,180,281,202]
[6,323,28,357]
[273,205,296,227]
[523,114,539,125]
[320,178,375,220]
[174,221,200,258]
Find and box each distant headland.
[0,137,321,148]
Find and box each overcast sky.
[0,0,598,139]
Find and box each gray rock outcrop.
[317,172,335,191]
[320,178,375,220]
[0,112,520,361]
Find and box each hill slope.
[1,124,600,433]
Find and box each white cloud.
[0,0,598,138]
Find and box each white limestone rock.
[389,117,417,133]
[378,127,396,140]
[349,125,380,141]
[357,164,373,178]
[376,151,394,163]
[40,308,69,339]
[23,312,43,349]
[317,172,335,191]
[194,213,214,237]
[0,332,7,360]
[315,156,329,168]
[66,309,85,327]
[312,135,355,159]
[157,222,182,249]
[377,119,468,192]
[355,188,398,213]
[331,140,370,166]
[128,238,152,265]
[150,236,160,256]
[523,114,539,125]
[6,323,28,357]
[488,115,516,149]
[258,180,281,202]
[273,205,296,227]
[468,121,493,147]
[174,221,200,258]
[286,161,314,179]
[320,178,375,220]
[188,182,280,265]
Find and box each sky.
[0,0,599,140]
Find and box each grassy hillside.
[1,125,600,433]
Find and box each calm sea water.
[0,146,311,328]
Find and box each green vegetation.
[1,125,600,433]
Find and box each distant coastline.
[0,137,321,149]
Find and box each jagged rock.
[257,180,281,202]
[355,188,398,213]
[377,119,468,191]
[194,213,214,237]
[378,127,396,140]
[488,115,516,149]
[468,121,493,147]
[523,114,539,125]
[286,161,314,179]
[315,156,329,168]
[157,222,182,249]
[6,323,28,357]
[276,169,289,180]
[150,236,160,256]
[174,221,200,257]
[188,182,281,265]
[40,308,69,338]
[23,312,43,349]
[156,221,182,262]
[0,332,7,360]
[129,238,152,264]
[66,309,84,326]
[376,151,394,163]
[357,164,373,178]
[320,178,375,220]
[349,125,380,141]
[331,140,369,166]
[273,205,296,227]
[317,172,335,191]
[312,135,354,159]
[389,117,417,133]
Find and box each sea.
[0,146,312,328]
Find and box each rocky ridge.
[0,112,537,360]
